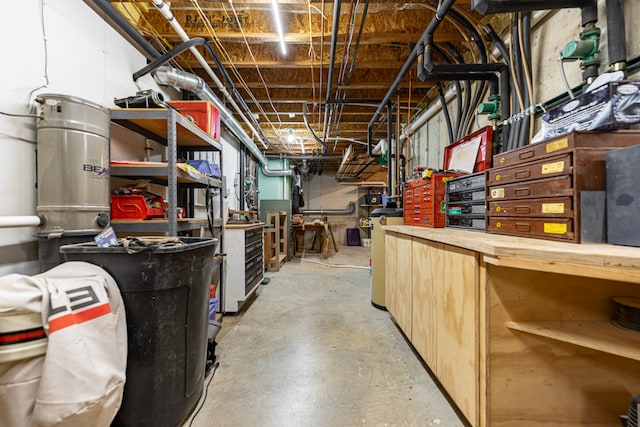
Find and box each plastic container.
[346,228,361,246]
[169,100,221,140]
[59,237,218,427]
[361,238,372,248]
[111,195,166,220]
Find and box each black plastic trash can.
[60,237,218,427]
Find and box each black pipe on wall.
[367,0,456,150]
[606,0,627,68]
[472,0,590,14]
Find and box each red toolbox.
[404,173,461,227]
[168,100,221,140]
[111,195,166,220]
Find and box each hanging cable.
[437,83,454,145]
[559,55,576,99]
[521,12,535,143]
[443,42,469,139]
[28,0,49,102]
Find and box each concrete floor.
[186,245,466,427]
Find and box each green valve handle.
[477,102,497,114]
[562,40,596,60]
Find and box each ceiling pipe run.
[300,201,356,216]
[87,0,296,179]
[153,67,295,179]
[267,155,343,161]
[367,0,456,156]
[322,0,342,146]
[473,0,599,82]
[472,0,590,14]
[150,0,270,150]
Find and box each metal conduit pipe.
[300,201,355,216]
[473,0,590,14]
[267,155,343,161]
[150,0,269,149]
[0,216,44,229]
[87,1,294,179]
[153,67,295,179]
[368,0,456,154]
[323,0,342,145]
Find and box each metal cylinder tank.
[35,94,110,236]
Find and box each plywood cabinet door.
[411,239,437,370]
[432,242,479,425]
[385,231,398,315]
[385,231,413,337]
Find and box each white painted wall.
[0,0,240,275]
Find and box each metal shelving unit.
[109,106,225,281]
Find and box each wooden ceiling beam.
[223,81,435,90]
[154,31,467,44]
[184,59,411,69]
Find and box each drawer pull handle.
[515,170,531,179]
[515,223,531,231]
[514,188,530,196]
[518,150,534,160]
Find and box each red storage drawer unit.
[168,100,221,140]
[404,173,461,227]
[111,195,166,220]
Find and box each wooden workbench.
[384,225,640,427]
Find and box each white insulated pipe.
[0,216,43,229]
[150,0,268,149]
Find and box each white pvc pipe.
[150,0,269,149]
[0,216,43,229]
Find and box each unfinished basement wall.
[301,173,358,246]
[410,0,640,174]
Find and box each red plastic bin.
[168,100,221,140]
[111,195,166,220]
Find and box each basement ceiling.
[107,0,489,180]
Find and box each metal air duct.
[152,67,295,179]
[300,201,356,216]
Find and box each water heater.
[35,94,110,236]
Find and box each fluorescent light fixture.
[271,0,287,55]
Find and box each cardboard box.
[542,81,640,139]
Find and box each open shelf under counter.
[111,217,222,233]
[110,161,222,188]
[506,320,640,361]
[110,108,221,150]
